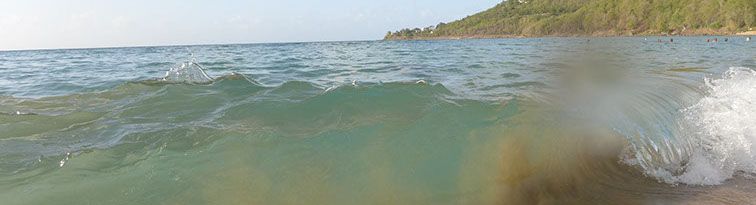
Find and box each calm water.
[1,37,755,204]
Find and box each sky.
[0,0,501,50]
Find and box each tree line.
[385,0,755,40]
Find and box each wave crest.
[160,61,214,84]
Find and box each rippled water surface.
[1,37,755,204]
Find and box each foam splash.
[653,67,756,185]
[161,61,214,84]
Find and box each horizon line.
[0,38,382,52]
[3,34,749,52]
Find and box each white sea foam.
[161,61,214,84]
[656,67,756,185]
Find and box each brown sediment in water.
[459,103,756,205]
[457,105,635,204]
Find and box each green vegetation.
[385,0,755,40]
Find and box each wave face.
[0,38,755,204]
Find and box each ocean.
[1,37,755,204]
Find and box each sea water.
[1,37,755,204]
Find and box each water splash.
[671,67,756,184]
[161,60,214,84]
[620,67,756,185]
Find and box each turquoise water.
[1,37,755,204]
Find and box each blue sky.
[0,0,500,50]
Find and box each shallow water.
[1,37,755,204]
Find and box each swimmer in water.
[707,39,710,42]
[724,38,728,42]
[670,38,673,43]
[644,37,648,41]
[749,37,752,41]
[658,39,662,42]
[713,38,717,42]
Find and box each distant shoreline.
[384,29,754,41]
[383,34,754,41]
[735,31,756,35]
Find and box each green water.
[1,37,756,204]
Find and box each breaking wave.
[160,60,214,84]
[618,67,756,185]
[674,67,756,184]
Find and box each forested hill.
[384,0,755,40]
